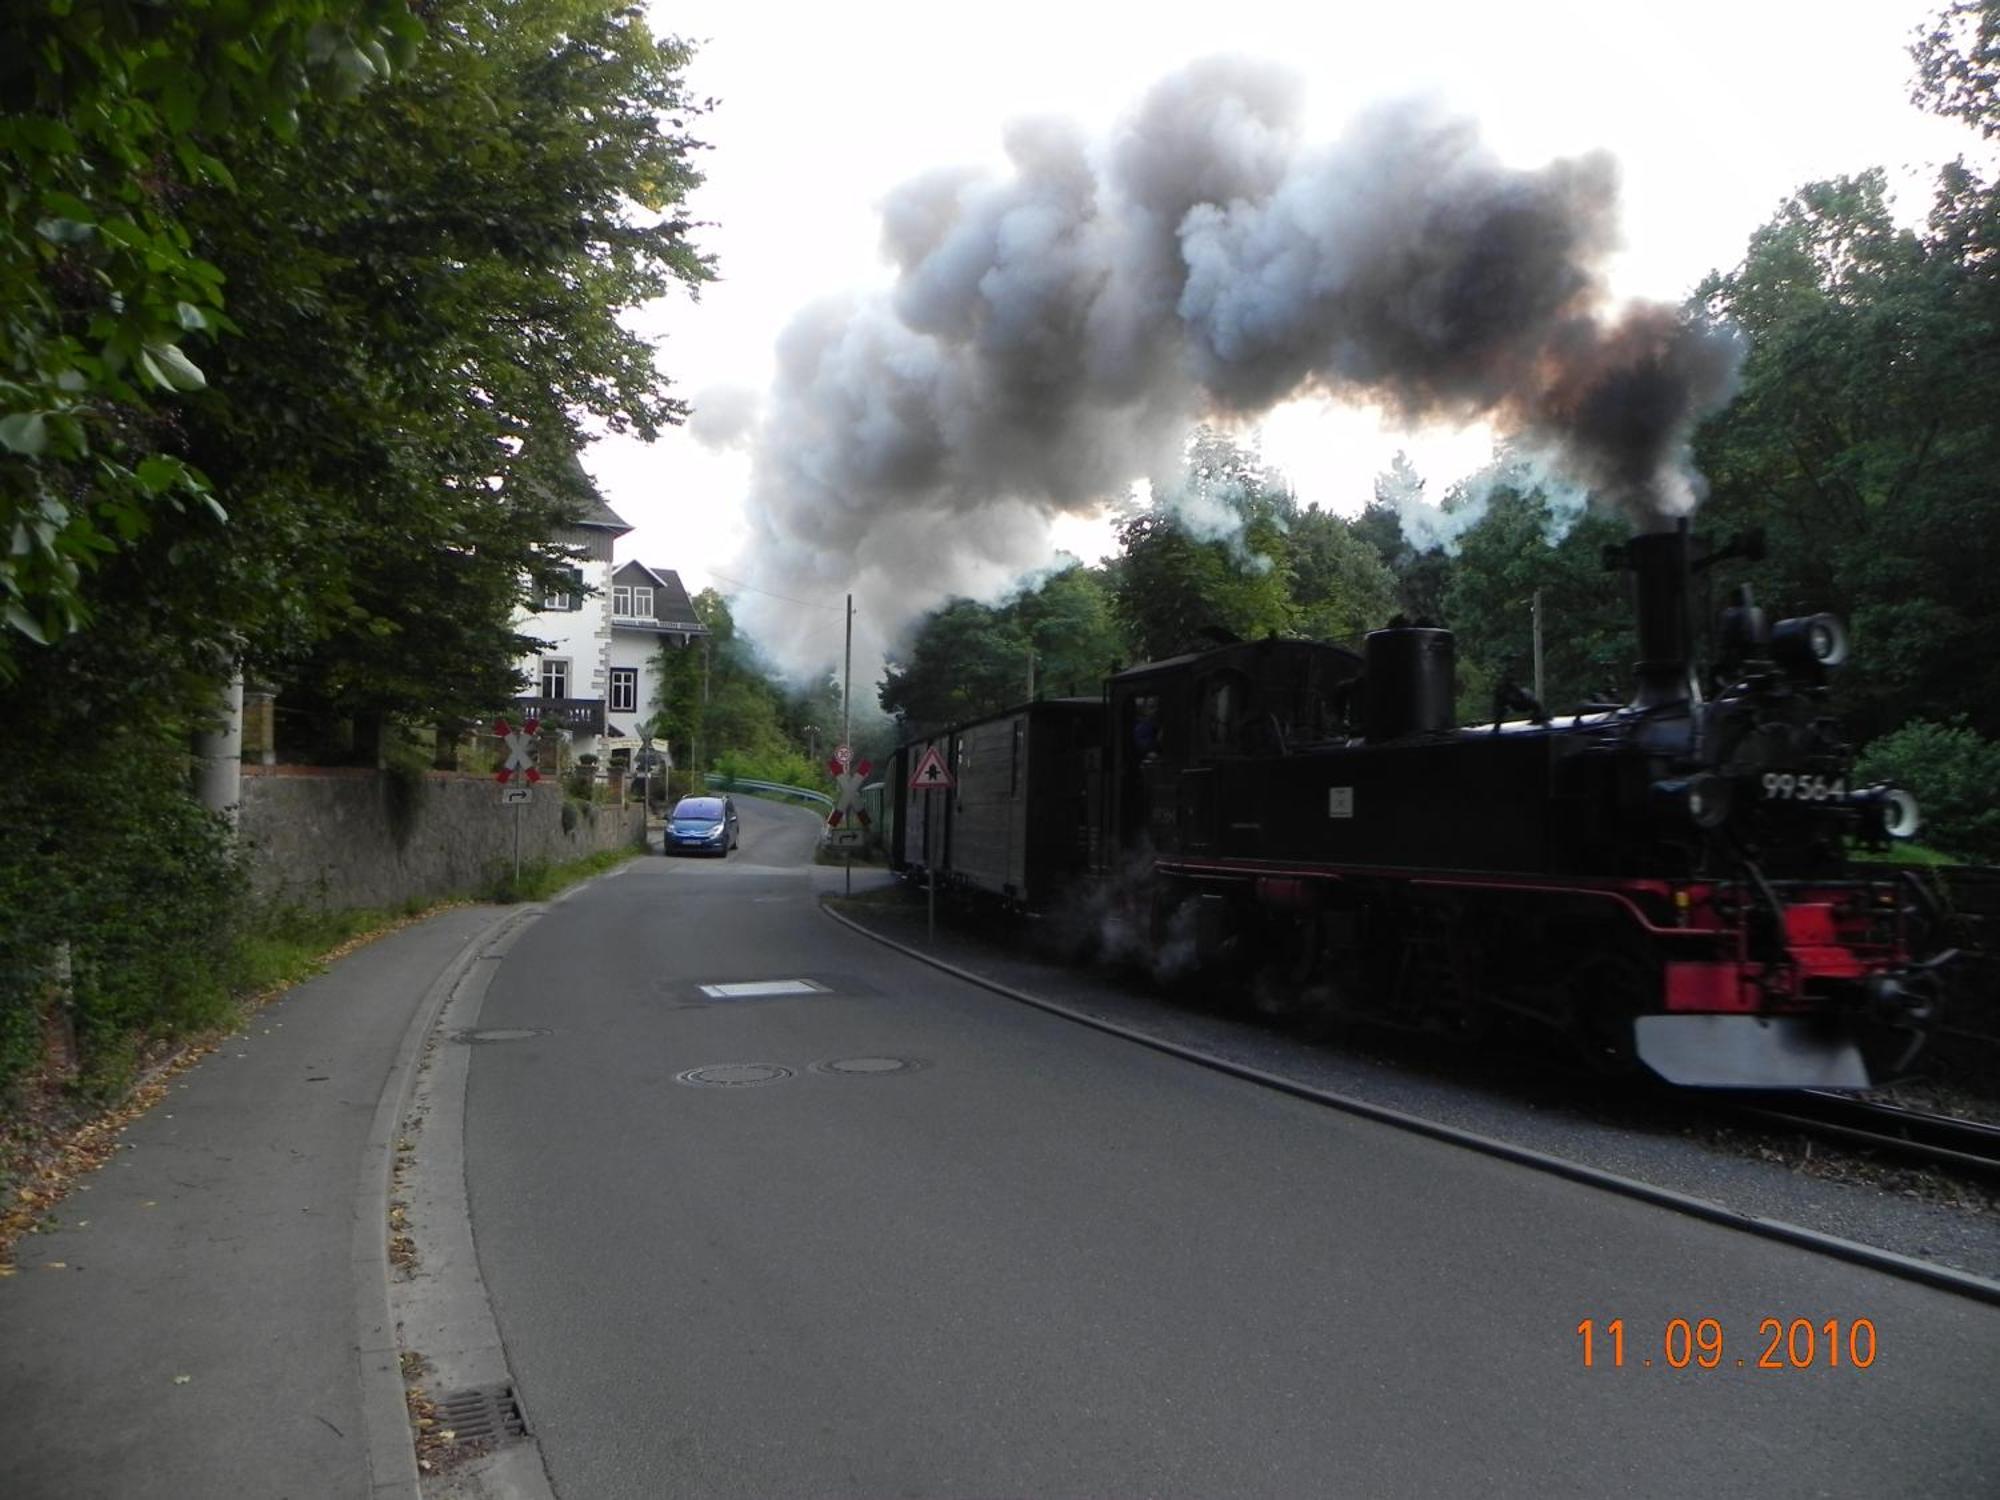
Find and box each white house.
[511,484,707,773]
[604,560,707,770]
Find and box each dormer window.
[613,584,653,619]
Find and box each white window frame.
[631,585,653,618]
[540,657,570,700]
[609,667,638,713]
[612,584,632,616]
[543,587,570,611]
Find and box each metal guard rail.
[708,775,834,812]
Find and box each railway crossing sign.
[493,717,542,785]
[827,759,874,830]
[500,785,533,805]
[909,744,953,790]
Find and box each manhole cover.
[676,1063,795,1088]
[453,1028,552,1043]
[811,1056,928,1077]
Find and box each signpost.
[908,744,954,944]
[827,753,871,892]
[494,717,541,884]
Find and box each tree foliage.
[0,1,713,1094]
[1,0,426,674]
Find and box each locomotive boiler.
[892,520,1948,1089]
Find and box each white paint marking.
[697,980,825,999]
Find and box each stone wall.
[238,767,645,911]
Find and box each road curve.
[458,796,1999,1498]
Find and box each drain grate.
[676,1063,795,1088]
[435,1383,529,1445]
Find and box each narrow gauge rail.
[1732,1089,2000,1177]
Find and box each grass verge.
[478,842,643,903]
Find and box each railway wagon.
[892,698,1104,907]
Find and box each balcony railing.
[513,696,606,734]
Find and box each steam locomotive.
[886,521,1950,1090]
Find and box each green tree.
[879,598,1032,729]
[172,0,713,741]
[1109,431,1296,661]
[1442,486,1633,718]
[1011,563,1126,695]
[1,0,426,674]
[1912,0,2000,137]
[1693,164,2000,740]
[1287,505,1397,645]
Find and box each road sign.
[493,717,543,785]
[909,744,953,790]
[834,745,852,771]
[824,826,866,848]
[500,785,533,805]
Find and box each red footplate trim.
[1665,961,1761,1013]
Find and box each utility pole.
[842,593,853,896]
[1532,589,1545,705]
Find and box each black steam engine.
[890,522,1948,1089]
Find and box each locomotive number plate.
[1760,773,1845,803]
[1328,787,1354,819]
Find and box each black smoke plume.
[721,57,1743,673]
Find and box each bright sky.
[595,0,1975,611]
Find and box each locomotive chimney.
[1607,520,1698,710]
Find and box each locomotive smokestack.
[1610,521,1697,709]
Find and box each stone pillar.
[192,670,245,826]
[242,688,277,766]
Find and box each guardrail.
[708,775,834,812]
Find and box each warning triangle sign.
[908,743,954,790]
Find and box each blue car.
[665,795,740,857]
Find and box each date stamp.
[1576,1317,1878,1370]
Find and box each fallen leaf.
[173,1374,191,1385]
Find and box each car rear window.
[673,798,724,818]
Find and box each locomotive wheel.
[1248,910,1322,1023]
[1563,950,1653,1074]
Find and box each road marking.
[697,979,826,999]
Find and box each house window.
[540,658,569,699]
[542,566,582,611]
[631,585,653,617]
[609,667,637,713]
[612,585,631,615]
[611,585,653,618]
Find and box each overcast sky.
[592,0,1976,663]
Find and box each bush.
[711,744,828,793]
[1855,719,2000,862]
[0,741,245,1100]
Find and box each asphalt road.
[461,798,1999,1498]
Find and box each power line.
[703,570,846,612]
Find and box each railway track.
[1733,1090,2000,1177]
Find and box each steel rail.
[1732,1090,2000,1177]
